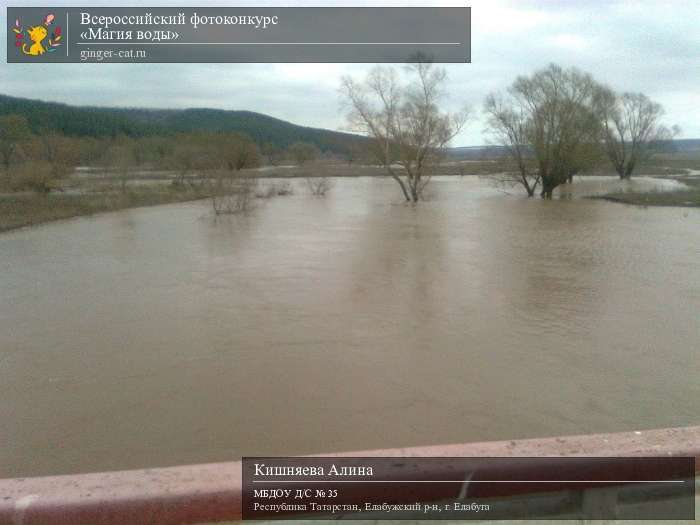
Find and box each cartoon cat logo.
[12,14,62,56]
[24,25,48,55]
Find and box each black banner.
[242,456,695,520]
[7,7,471,63]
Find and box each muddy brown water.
[1,176,698,477]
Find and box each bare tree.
[211,133,261,214]
[78,136,108,167]
[104,136,137,193]
[598,90,678,179]
[288,142,319,166]
[33,131,80,183]
[485,64,604,198]
[261,142,283,166]
[340,59,469,202]
[11,160,54,193]
[8,131,81,192]
[0,114,31,186]
[140,135,173,165]
[484,94,540,196]
[168,135,202,187]
[164,132,220,188]
[219,132,261,173]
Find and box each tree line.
[1,62,677,201]
[341,61,678,201]
[483,64,678,198]
[0,115,322,193]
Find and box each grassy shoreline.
[0,185,216,233]
[3,169,700,234]
[593,176,700,208]
[0,164,493,234]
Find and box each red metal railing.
[1,425,698,525]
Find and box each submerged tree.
[340,59,469,202]
[485,64,605,198]
[287,141,330,196]
[211,132,261,215]
[306,176,332,196]
[598,90,678,179]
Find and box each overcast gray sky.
[1,0,699,146]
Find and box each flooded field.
[1,176,699,477]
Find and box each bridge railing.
[1,425,698,524]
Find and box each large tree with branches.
[598,90,678,179]
[340,60,469,202]
[485,64,605,199]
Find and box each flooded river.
[1,176,698,477]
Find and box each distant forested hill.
[0,94,366,155]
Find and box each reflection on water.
[0,176,698,476]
